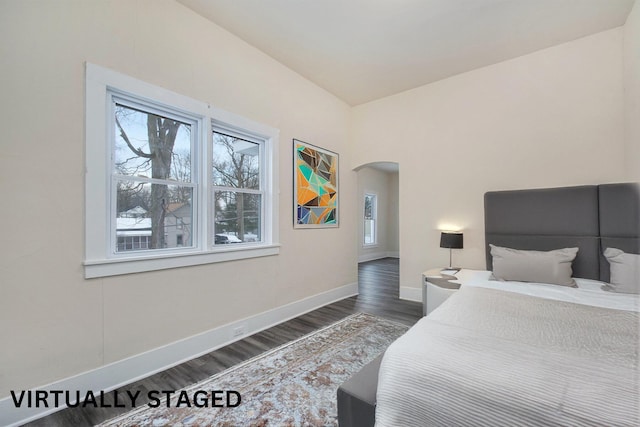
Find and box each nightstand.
[422,268,461,316]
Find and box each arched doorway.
[354,162,400,297]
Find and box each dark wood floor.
[26,257,421,426]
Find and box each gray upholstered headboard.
[484,183,639,282]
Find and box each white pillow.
[490,244,578,287]
[603,248,640,294]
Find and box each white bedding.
[453,269,640,312]
[375,271,640,426]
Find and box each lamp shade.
[440,232,463,249]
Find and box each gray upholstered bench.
[337,354,382,427]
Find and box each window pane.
[364,219,375,245]
[364,194,374,219]
[114,103,192,182]
[364,194,376,245]
[212,132,260,190]
[116,180,193,251]
[214,191,261,244]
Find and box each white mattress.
[451,269,640,312]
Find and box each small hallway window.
[364,193,377,246]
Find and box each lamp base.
[441,267,461,274]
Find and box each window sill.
[362,243,379,248]
[84,244,280,279]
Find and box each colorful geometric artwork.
[293,139,339,228]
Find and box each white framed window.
[364,193,377,246]
[111,94,198,255]
[84,63,279,278]
[212,126,264,246]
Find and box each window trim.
[363,192,378,247]
[85,63,279,279]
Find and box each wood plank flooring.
[25,258,421,426]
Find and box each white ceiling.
[177,0,635,106]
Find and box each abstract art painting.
[293,139,339,228]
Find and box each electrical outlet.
[232,325,246,337]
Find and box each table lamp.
[440,231,463,270]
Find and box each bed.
[338,183,640,427]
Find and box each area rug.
[100,313,409,426]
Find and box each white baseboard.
[358,251,399,263]
[0,282,358,427]
[399,285,422,302]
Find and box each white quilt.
[376,285,640,426]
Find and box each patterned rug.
[100,313,408,426]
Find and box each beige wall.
[0,0,356,397]
[388,173,400,254]
[624,0,640,182]
[351,29,626,295]
[357,167,399,260]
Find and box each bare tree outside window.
[114,103,194,251]
[212,132,261,243]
